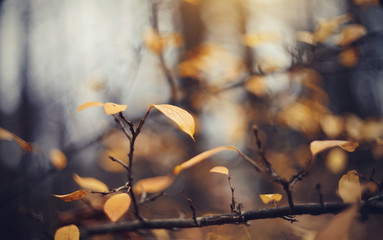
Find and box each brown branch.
[80,201,383,237]
[182,190,198,226]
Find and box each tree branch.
[81,202,383,237]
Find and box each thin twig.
[109,156,129,172]
[81,202,383,237]
[182,190,198,226]
[113,114,132,142]
[316,183,324,208]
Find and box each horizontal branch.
[81,201,383,237]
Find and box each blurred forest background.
[1,0,383,239]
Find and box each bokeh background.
[1,0,383,239]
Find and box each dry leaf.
[338,170,361,203]
[143,28,163,54]
[296,31,316,45]
[243,32,280,47]
[245,76,268,97]
[353,0,380,7]
[315,204,358,240]
[326,148,348,174]
[0,127,33,152]
[337,24,367,46]
[153,104,195,141]
[54,224,80,240]
[310,140,359,157]
[52,190,89,202]
[319,114,344,138]
[73,174,109,192]
[133,175,175,195]
[209,166,229,175]
[259,194,283,204]
[74,101,104,113]
[183,0,201,5]
[173,146,239,175]
[104,193,131,222]
[50,148,67,170]
[103,102,127,115]
[151,229,170,240]
[339,48,358,67]
[314,14,351,43]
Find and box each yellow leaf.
[315,205,358,240]
[54,224,80,240]
[173,146,239,175]
[338,170,361,203]
[153,104,195,141]
[339,48,358,67]
[310,140,358,157]
[0,127,33,152]
[104,193,131,222]
[183,0,201,5]
[74,101,104,113]
[296,31,316,45]
[143,28,163,54]
[209,166,229,175]
[259,194,283,204]
[314,14,351,43]
[133,175,175,195]
[319,114,344,138]
[325,148,348,174]
[52,190,89,202]
[245,76,268,97]
[103,102,127,115]
[243,32,280,47]
[337,24,367,46]
[50,148,67,170]
[151,229,170,240]
[73,174,109,192]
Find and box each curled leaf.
[73,174,109,192]
[310,140,358,157]
[209,166,229,176]
[173,146,238,175]
[54,224,80,240]
[104,193,131,222]
[259,194,283,204]
[0,127,33,152]
[103,102,127,115]
[133,175,175,195]
[153,104,195,141]
[52,190,89,202]
[49,148,67,170]
[338,170,361,203]
[74,101,104,113]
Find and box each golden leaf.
[104,193,131,222]
[338,170,361,203]
[315,205,358,240]
[49,148,67,170]
[0,127,33,152]
[153,104,195,141]
[243,32,280,47]
[319,114,344,138]
[310,140,358,157]
[162,33,184,48]
[314,14,351,43]
[337,24,367,46]
[103,102,127,115]
[259,194,283,204]
[183,0,201,5]
[133,175,175,195]
[209,166,229,176]
[143,28,163,54]
[151,229,170,240]
[325,148,348,174]
[54,224,80,240]
[74,101,104,113]
[245,76,268,97]
[296,31,316,45]
[339,48,358,67]
[73,173,109,192]
[52,190,89,202]
[173,146,239,175]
